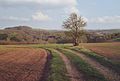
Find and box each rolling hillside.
[0,26,120,44]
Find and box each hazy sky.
[0,0,120,30]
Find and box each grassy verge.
[45,48,70,81]
[113,38,120,41]
[57,48,108,81]
[31,44,71,49]
[70,47,120,75]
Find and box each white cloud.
[89,16,120,23]
[0,16,30,21]
[32,12,51,21]
[70,7,79,14]
[64,6,79,15]
[38,0,77,6]
[0,0,77,7]
[0,12,51,22]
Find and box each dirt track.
[0,48,47,81]
[66,49,120,81]
[54,49,85,81]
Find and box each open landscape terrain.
[0,0,120,81]
[0,42,120,81]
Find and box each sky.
[0,0,120,30]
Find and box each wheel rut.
[66,49,120,81]
[54,49,85,81]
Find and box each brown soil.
[88,47,120,62]
[82,42,120,62]
[67,49,120,81]
[54,49,85,81]
[0,48,48,81]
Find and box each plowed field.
[0,48,47,81]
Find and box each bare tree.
[63,13,87,46]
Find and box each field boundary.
[39,49,52,81]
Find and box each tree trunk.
[73,38,79,46]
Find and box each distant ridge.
[5,26,32,30]
[88,29,120,33]
[0,26,119,44]
[2,26,120,33]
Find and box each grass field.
[0,42,120,81]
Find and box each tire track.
[66,49,120,81]
[54,49,85,81]
[39,50,52,81]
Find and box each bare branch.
[63,13,87,46]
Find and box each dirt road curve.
[67,49,120,81]
[54,49,85,81]
[0,48,47,81]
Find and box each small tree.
[0,34,8,40]
[63,13,87,46]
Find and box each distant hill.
[88,29,120,34]
[0,26,119,44]
[1,26,120,33]
[5,26,32,30]
[0,26,64,44]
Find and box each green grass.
[113,38,120,41]
[70,47,120,75]
[0,44,71,49]
[31,44,72,49]
[57,48,108,81]
[45,48,70,81]
[0,46,17,52]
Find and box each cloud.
[89,16,120,23]
[0,16,30,22]
[64,6,79,14]
[0,12,51,22]
[0,0,77,7]
[0,0,80,28]
[32,12,51,21]
[70,7,79,14]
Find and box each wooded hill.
[0,26,120,44]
